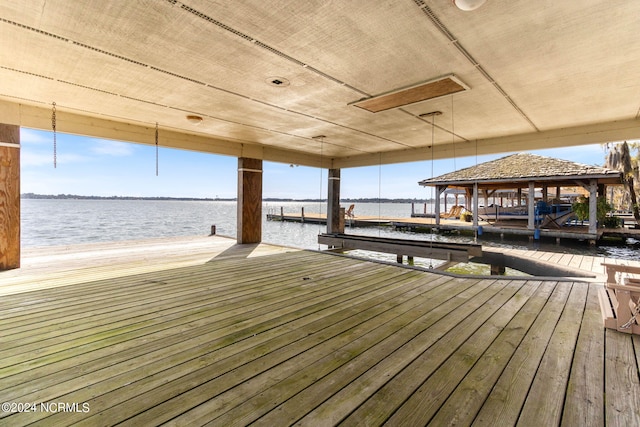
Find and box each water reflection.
[21,200,639,266]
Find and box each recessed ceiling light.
[186,115,203,124]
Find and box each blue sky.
[20,128,614,200]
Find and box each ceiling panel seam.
[0,65,53,81]
[177,3,368,97]
[0,60,377,155]
[0,10,415,153]
[414,1,539,132]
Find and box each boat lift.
[317,233,482,267]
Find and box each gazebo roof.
[418,153,622,188]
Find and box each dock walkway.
[1,235,639,426]
[268,211,640,242]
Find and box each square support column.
[327,169,341,234]
[0,124,20,270]
[472,182,479,227]
[435,185,445,225]
[237,158,262,244]
[528,181,535,230]
[588,179,598,234]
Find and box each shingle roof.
[418,153,621,186]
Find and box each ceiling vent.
[351,74,468,113]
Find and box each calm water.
[21,199,640,265]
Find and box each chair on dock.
[598,263,640,334]
[440,205,463,219]
[345,204,355,219]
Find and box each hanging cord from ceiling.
[378,152,382,237]
[51,102,56,168]
[315,135,325,249]
[474,138,479,243]
[428,113,436,269]
[451,95,456,171]
[155,122,159,176]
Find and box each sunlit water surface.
[22,200,639,271]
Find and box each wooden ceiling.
[1,0,639,168]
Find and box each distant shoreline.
[21,193,432,203]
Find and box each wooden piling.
[0,124,20,270]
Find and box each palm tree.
[605,141,640,226]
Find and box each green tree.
[605,141,640,227]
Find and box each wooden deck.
[1,236,639,426]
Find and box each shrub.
[571,196,614,226]
[603,215,622,228]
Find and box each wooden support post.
[237,158,262,244]
[435,186,446,225]
[588,179,597,234]
[517,187,522,206]
[491,264,506,275]
[442,188,447,217]
[472,182,479,227]
[528,181,535,230]
[327,169,341,234]
[396,254,403,264]
[0,124,20,270]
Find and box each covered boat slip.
[419,154,624,239]
[1,236,639,426]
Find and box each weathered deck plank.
[0,236,639,426]
[471,280,573,426]
[561,282,605,426]
[425,280,556,426]
[517,282,588,425]
[604,330,640,426]
[383,280,542,426]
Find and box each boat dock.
[1,235,639,426]
[267,210,640,243]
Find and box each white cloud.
[90,140,135,157]
[20,128,53,145]
[21,151,91,166]
[21,151,54,167]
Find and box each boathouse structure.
[2,2,640,270]
[2,2,640,425]
[419,153,623,241]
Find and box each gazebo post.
[472,182,479,228]
[528,181,535,230]
[517,188,522,206]
[588,179,597,235]
[435,185,445,225]
[327,168,342,234]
